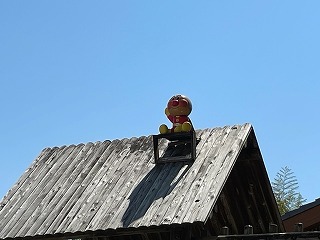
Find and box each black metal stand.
[153,131,196,164]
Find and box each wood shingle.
[0,123,283,240]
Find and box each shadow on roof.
[121,162,191,227]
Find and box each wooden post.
[153,135,160,164]
[244,225,253,234]
[294,223,303,232]
[268,223,278,233]
[221,226,229,235]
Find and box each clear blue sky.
[1,1,319,203]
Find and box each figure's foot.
[174,124,182,133]
[159,124,169,134]
[182,122,192,132]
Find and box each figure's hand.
[165,108,170,116]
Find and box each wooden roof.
[0,123,283,240]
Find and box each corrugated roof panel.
[0,123,252,239]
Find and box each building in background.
[282,198,320,232]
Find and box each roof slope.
[0,123,263,238]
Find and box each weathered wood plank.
[189,124,251,223]
[25,142,95,236]
[133,162,190,228]
[156,126,232,226]
[52,140,114,233]
[16,143,87,237]
[45,141,111,234]
[0,147,53,209]
[69,136,150,232]
[0,147,55,223]
[62,138,123,232]
[127,162,185,227]
[100,136,157,229]
[60,139,122,232]
[93,137,156,229]
[76,137,133,230]
[178,125,242,223]
[134,129,209,227]
[133,128,209,227]
[1,145,75,237]
[0,123,269,240]
[30,141,109,235]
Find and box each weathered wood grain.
[0,147,53,207]
[186,124,251,223]
[80,137,137,230]
[80,138,152,230]
[44,141,112,234]
[50,140,115,234]
[63,139,123,232]
[16,143,87,236]
[30,142,99,235]
[141,129,211,227]
[0,147,55,223]
[0,123,280,239]
[95,137,154,229]
[162,126,234,225]
[103,137,157,229]
[1,145,75,237]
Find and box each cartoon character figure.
[159,94,193,134]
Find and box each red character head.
[167,94,192,117]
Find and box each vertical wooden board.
[60,138,123,232]
[0,147,55,228]
[99,137,158,230]
[29,142,96,235]
[76,137,134,230]
[58,139,123,232]
[20,143,92,235]
[69,138,128,231]
[0,147,53,207]
[105,153,157,229]
[92,137,157,230]
[157,126,232,225]
[0,123,260,239]
[124,160,169,222]
[95,137,157,228]
[22,142,102,236]
[188,124,251,223]
[146,129,212,226]
[162,126,231,224]
[136,129,210,227]
[121,160,170,228]
[79,137,139,230]
[79,137,135,230]
[178,125,242,223]
[133,162,190,228]
[125,161,185,228]
[41,141,109,235]
[50,140,114,233]
[71,136,151,232]
[1,145,75,238]
[143,128,210,226]
[15,143,87,237]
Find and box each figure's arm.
[165,108,174,122]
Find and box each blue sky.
[1,1,319,203]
